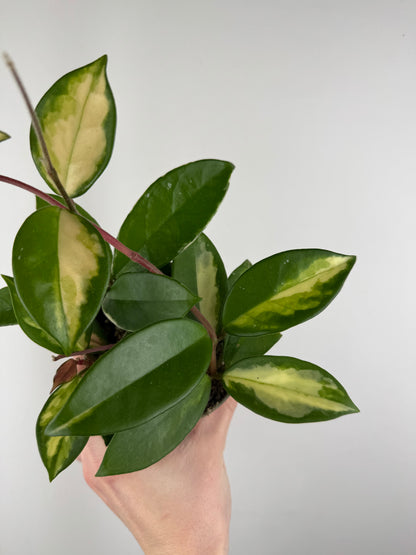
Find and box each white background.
[1,1,415,554]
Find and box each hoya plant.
[0,56,358,481]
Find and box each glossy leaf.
[227,259,251,291]
[223,249,356,335]
[0,130,10,142]
[102,272,199,332]
[0,286,17,326]
[36,195,98,224]
[36,375,88,481]
[223,331,281,368]
[2,275,65,353]
[12,207,111,354]
[172,233,227,332]
[30,56,116,198]
[113,159,234,274]
[96,374,211,475]
[46,319,212,436]
[115,260,149,277]
[223,356,359,423]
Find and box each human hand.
[79,397,237,555]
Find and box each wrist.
[131,518,229,555]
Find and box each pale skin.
[79,397,237,555]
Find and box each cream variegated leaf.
[223,249,356,335]
[223,356,359,423]
[36,375,88,481]
[12,207,111,354]
[172,233,227,332]
[30,56,116,197]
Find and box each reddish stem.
[53,344,116,361]
[0,174,219,372]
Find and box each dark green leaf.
[0,286,17,326]
[113,159,234,274]
[102,273,199,331]
[223,331,281,368]
[223,356,359,423]
[36,375,88,481]
[0,131,10,143]
[115,260,149,278]
[227,259,251,291]
[96,374,211,476]
[172,233,227,332]
[12,206,111,354]
[30,55,116,198]
[223,249,356,335]
[46,319,212,436]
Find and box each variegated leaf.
[2,275,89,353]
[222,249,356,335]
[30,56,116,198]
[0,130,10,142]
[45,319,212,436]
[223,356,359,423]
[12,207,111,354]
[2,275,64,353]
[96,374,211,475]
[172,233,227,332]
[36,375,88,481]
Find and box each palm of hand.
[79,397,237,555]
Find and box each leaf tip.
[0,130,11,143]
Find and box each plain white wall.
[1,1,415,553]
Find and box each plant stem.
[0,175,68,209]
[3,53,77,214]
[0,174,218,370]
[53,344,116,361]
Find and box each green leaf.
[223,331,281,368]
[0,131,10,142]
[115,260,149,277]
[46,319,212,436]
[223,356,359,423]
[36,375,88,481]
[12,206,111,354]
[30,55,116,198]
[102,273,199,332]
[172,233,227,332]
[227,259,251,291]
[113,159,234,274]
[223,249,356,335]
[36,195,98,224]
[96,374,211,475]
[2,275,64,353]
[0,286,17,326]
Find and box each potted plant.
[0,55,358,482]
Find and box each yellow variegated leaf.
[30,56,116,197]
[0,130,10,143]
[223,249,356,335]
[223,356,359,423]
[172,233,227,332]
[37,375,88,480]
[12,207,111,354]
